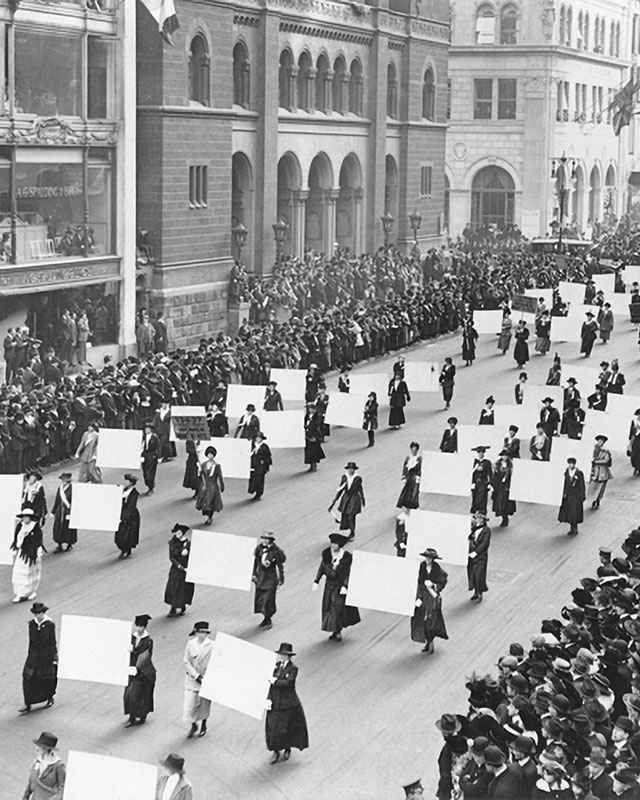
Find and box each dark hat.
[571,711,593,736]
[508,673,529,693]
[123,473,138,483]
[508,424,519,433]
[613,767,639,786]
[189,621,210,635]
[624,619,640,639]
[471,446,490,452]
[260,532,276,541]
[512,734,536,755]
[566,377,577,385]
[403,779,423,796]
[28,470,43,481]
[485,396,495,404]
[33,732,58,749]
[624,694,640,714]
[527,661,548,679]
[600,361,610,368]
[613,557,630,573]
[254,431,266,440]
[542,396,555,403]
[483,745,506,767]
[268,380,278,386]
[204,446,217,457]
[435,714,462,735]
[245,404,256,412]
[144,422,156,430]
[171,523,190,534]
[420,547,441,559]
[447,416,458,424]
[509,643,524,658]
[329,533,349,547]
[614,716,635,734]
[595,434,609,443]
[344,461,359,470]
[160,754,185,774]
[471,736,490,755]
[498,449,510,457]
[584,699,609,723]
[58,472,72,480]
[579,677,598,699]
[585,311,594,317]
[581,577,598,590]
[588,749,610,767]
[30,602,48,614]
[134,614,152,627]
[275,642,296,656]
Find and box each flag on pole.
[610,78,639,136]
[139,0,180,46]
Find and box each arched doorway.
[589,166,601,223]
[305,153,334,254]
[336,154,363,254]
[571,165,584,229]
[471,166,515,228]
[385,155,399,240]
[276,152,302,258]
[231,152,253,266]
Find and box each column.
[339,73,350,114]
[353,188,364,253]
[323,190,339,254]
[288,65,299,112]
[293,191,307,260]
[324,69,334,112]
[307,67,317,112]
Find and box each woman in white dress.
[183,621,213,739]
[11,508,44,603]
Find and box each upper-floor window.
[316,54,330,113]
[297,52,313,112]
[332,56,347,115]
[474,78,493,119]
[559,6,566,44]
[615,22,620,57]
[422,68,435,120]
[500,5,517,44]
[279,49,294,109]
[566,7,572,45]
[476,5,496,44]
[594,15,600,51]
[387,62,398,118]
[577,11,583,48]
[188,34,210,105]
[349,58,364,115]
[232,42,250,108]
[584,12,589,49]
[497,78,517,119]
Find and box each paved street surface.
[3,317,640,799]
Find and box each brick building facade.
[136,0,450,347]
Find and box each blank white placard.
[593,274,615,294]
[510,460,565,505]
[493,405,539,438]
[551,315,583,342]
[268,368,306,401]
[404,361,439,392]
[405,509,470,566]
[524,288,553,306]
[198,438,250,479]
[96,429,142,471]
[346,551,419,616]
[172,405,207,417]
[69,483,123,532]
[562,364,601,393]
[548,437,594,467]
[605,393,640,421]
[0,516,16,566]
[64,751,157,800]
[58,615,131,686]
[603,292,630,317]
[349,372,389,399]
[226,384,268,419]
[200,632,275,719]
[558,281,586,307]
[186,530,255,590]
[259,409,305,448]
[325,391,368,428]
[582,409,630,453]
[457,425,508,455]
[420,451,472,497]
[473,310,504,335]
[623,265,640,285]
[0,473,24,521]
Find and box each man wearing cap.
[51,473,76,553]
[313,534,360,642]
[609,717,637,768]
[580,311,599,357]
[23,731,66,800]
[183,621,213,739]
[20,602,57,715]
[124,614,156,727]
[459,736,492,798]
[234,404,260,442]
[558,457,586,537]
[468,512,491,602]
[328,461,365,540]
[402,779,424,799]
[141,422,160,496]
[249,431,272,501]
[252,533,286,629]
[265,642,309,763]
[263,381,284,411]
[540,397,561,441]
[156,753,193,800]
[470,447,492,515]
[484,744,524,798]
[440,417,458,453]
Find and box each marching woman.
[22,732,66,800]
[164,524,195,617]
[478,396,495,425]
[22,472,47,527]
[515,371,527,405]
[513,319,530,369]
[558,457,586,537]
[362,391,378,448]
[183,621,213,739]
[265,642,309,764]
[439,357,456,411]
[497,307,512,355]
[304,402,325,473]
[467,512,491,603]
[580,311,598,357]
[248,431,272,501]
[328,462,365,540]
[461,318,479,366]
[491,450,516,527]
[115,474,140,559]
[11,508,44,603]
[141,422,160,496]
[195,446,224,525]
[590,435,612,510]
[182,439,200,499]
[470,446,493,515]
[252,532,286,630]
[396,441,422,512]
[628,409,640,477]
[388,368,411,429]
[51,472,76,553]
[312,533,361,642]
[410,547,448,654]
[19,602,58,714]
[535,310,551,356]
[546,353,562,386]
[439,416,458,453]
[124,614,156,727]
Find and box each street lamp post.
[231,221,248,264]
[272,218,289,265]
[550,153,577,253]
[408,209,422,258]
[380,211,394,248]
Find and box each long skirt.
[12,555,41,599]
[442,384,454,403]
[397,477,420,509]
[497,332,511,352]
[389,406,406,427]
[514,340,529,366]
[23,668,57,706]
[304,441,325,465]
[321,584,361,632]
[492,485,516,518]
[630,438,640,472]
[558,496,584,525]
[580,337,595,356]
[467,559,489,594]
[142,458,158,490]
[164,569,195,609]
[470,484,490,514]
[52,513,77,545]
[410,595,448,643]
[248,470,266,497]
[265,704,309,752]
[535,336,550,355]
[254,586,277,617]
[601,330,612,342]
[77,460,102,483]
[182,454,199,491]
[183,688,211,723]
[123,675,154,718]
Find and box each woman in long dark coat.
[252,532,286,629]
[410,548,448,654]
[628,411,640,476]
[248,431,272,500]
[265,642,309,764]
[312,533,360,642]
[467,513,491,603]
[51,472,77,552]
[124,614,156,726]
[195,446,224,525]
[491,451,516,526]
[558,458,586,537]
[19,601,57,714]
[304,403,325,472]
[115,474,140,558]
[22,472,47,526]
[362,392,378,447]
[164,524,194,617]
[388,372,411,429]
[580,312,598,357]
[470,447,493,514]
[182,439,200,497]
[439,357,456,410]
[461,319,478,366]
[513,320,530,368]
[397,441,422,511]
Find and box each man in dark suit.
[485,745,524,798]
[587,748,613,799]
[540,397,560,440]
[459,736,492,799]
[328,461,365,540]
[440,417,458,453]
[141,422,160,496]
[99,384,118,428]
[435,714,467,800]
[510,735,537,797]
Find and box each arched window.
[615,22,620,56]
[348,58,363,115]
[315,54,330,112]
[476,4,496,44]
[297,52,312,112]
[232,42,250,108]
[188,34,210,105]
[500,4,517,44]
[594,15,600,50]
[584,12,589,49]
[566,7,572,45]
[599,18,605,52]
[609,20,615,54]
[279,49,294,109]
[387,62,398,118]
[559,5,566,44]
[577,11,583,48]
[332,56,347,114]
[471,166,515,228]
[422,67,435,120]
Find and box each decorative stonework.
[452,142,468,161]
[269,0,371,23]
[233,13,260,27]
[279,20,372,44]
[0,117,118,146]
[0,258,121,290]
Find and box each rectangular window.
[446,79,452,120]
[497,78,516,119]
[15,29,82,116]
[189,165,208,209]
[88,150,113,255]
[474,78,493,119]
[420,165,432,198]
[88,37,109,119]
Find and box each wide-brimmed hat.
[614,716,635,735]
[447,416,458,424]
[33,732,58,749]
[613,767,639,786]
[435,714,461,734]
[58,472,72,480]
[511,734,536,755]
[17,508,35,517]
[329,533,349,547]
[471,446,490,453]
[189,621,210,635]
[160,754,185,774]
[595,435,609,443]
[171,523,190,535]
[254,431,266,441]
[588,749,610,767]
[275,642,295,656]
[344,461,359,470]
[260,532,276,541]
[30,602,48,614]
[542,397,555,403]
[420,547,441,559]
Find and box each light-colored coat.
[155,774,194,800]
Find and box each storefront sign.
[16,183,83,199]
[0,258,120,291]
